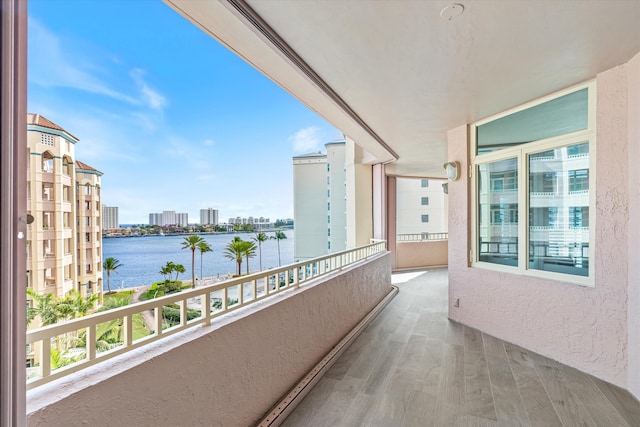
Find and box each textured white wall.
[448,61,633,389]
[626,51,640,398]
[27,253,392,426]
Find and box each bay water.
[101,230,294,291]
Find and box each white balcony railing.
[26,240,386,390]
[397,232,448,242]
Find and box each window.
[421,179,429,187]
[85,232,91,242]
[85,201,90,210]
[84,184,90,195]
[327,228,331,237]
[327,163,330,172]
[568,169,589,193]
[327,189,330,197]
[327,215,330,224]
[472,83,594,283]
[477,158,519,266]
[421,215,429,223]
[84,217,90,226]
[569,206,589,228]
[421,197,429,205]
[327,202,330,211]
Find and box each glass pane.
[477,158,518,266]
[477,88,588,154]
[528,142,589,276]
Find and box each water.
[101,231,294,291]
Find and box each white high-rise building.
[200,208,219,225]
[102,205,119,229]
[293,139,349,260]
[162,210,176,226]
[326,141,347,252]
[176,213,188,226]
[149,213,161,226]
[395,177,448,236]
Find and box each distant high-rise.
[102,205,119,229]
[162,210,176,226]
[200,208,219,225]
[148,210,188,226]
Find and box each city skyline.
[27,0,342,224]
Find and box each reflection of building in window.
[569,169,589,192]
[490,204,518,224]
[569,206,589,227]
[530,172,557,193]
[530,207,558,227]
[490,171,517,191]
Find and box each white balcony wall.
[27,253,392,426]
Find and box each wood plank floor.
[281,268,640,427]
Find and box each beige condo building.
[26,114,103,305]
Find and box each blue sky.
[28,0,341,224]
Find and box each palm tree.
[160,261,175,282]
[223,238,246,276]
[197,241,213,283]
[242,240,257,275]
[103,257,123,293]
[26,289,59,326]
[253,232,269,271]
[174,263,186,281]
[272,231,287,267]
[182,235,205,288]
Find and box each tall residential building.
[148,210,188,226]
[162,210,176,225]
[395,177,448,235]
[176,213,189,226]
[293,140,347,260]
[102,204,119,229]
[200,208,219,225]
[26,114,103,303]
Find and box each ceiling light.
[440,3,465,21]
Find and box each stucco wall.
[27,253,392,426]
[395,240,448,270]
[627,51,640,397]
[448,63,632,388]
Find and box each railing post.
[238,283,244,305]
[179,300,187,326]
[222,287,228,311]
[41,338,51,380]
[203,290,211,326]
[154,306,163,336]
[86,324,96,360]
[124,315,133,347]
[252,279,257,299]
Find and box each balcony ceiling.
[165,0,640,177]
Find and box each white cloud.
[28,18,138,105]
[130,68,167,112]
[289,126,322,153]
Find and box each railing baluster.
[124,315,133,347]
[203,290,211,326]
[42,338,51,380]
[180,300,187,326]
[87,324,96,361]
[155,306,163,336]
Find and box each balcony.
[26,242,392,425]
[282,269,640,426]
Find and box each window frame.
[470,81,596,286]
